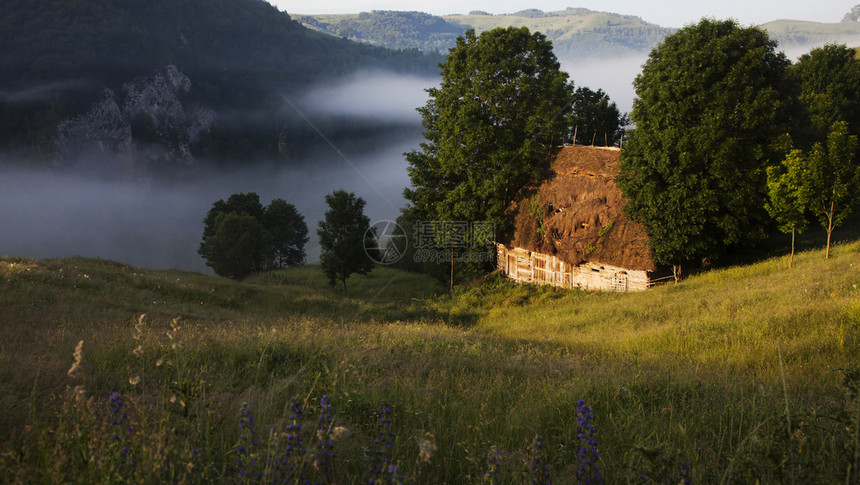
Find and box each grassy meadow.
[1,241,859,483]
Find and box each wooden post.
[826,200,835,259]
[790,226,795,268]
[450,243,454,293]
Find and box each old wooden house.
[497,145,666,291]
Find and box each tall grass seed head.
[134,314,145,340]
[417,432,436,463]
[73,384,86,402]
[67,339,84,378]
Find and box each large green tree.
[317,190,374,292]
[617,19,792,273]
[404,27,575,241]
[790,43,860,148]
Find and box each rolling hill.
[299,8,675,59]
[299,8,860,61]
[761,19,860,51]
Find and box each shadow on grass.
[718,209,860,269]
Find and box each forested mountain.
[299,11,465,52]
[0,0,441,169]
[300,8,860,60]
[299,8,675,58]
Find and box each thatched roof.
[509,145,657,271]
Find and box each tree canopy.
[617,18,793,269]
[404,26,574,241]
[198,192,307,279]
[803,121,860,258]
[790,43,860,148]
[765,149,809,267]
[569,86,627,146]
[202,212,274,280]
[317,190,375,292]
[265,199,309,268]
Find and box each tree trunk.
[789,226,795,268]
[342,277,347,293]
[450,245,454,293]
[672,264,679,283]
[826,200,835,259]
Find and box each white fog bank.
[0,129,420,272]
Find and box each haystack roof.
[509,145,657,272]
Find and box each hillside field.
[0,239,858,482]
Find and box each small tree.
[203,212,273,280]
[317,190,374,292]
[200,193,266,259]
[199,192,308,279]
[569,87,627,146]
[766,149,809,267]
[265,199,308,268]
[805,121,860,258]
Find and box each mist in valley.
[0,134,420,273]
[0,71,432,273]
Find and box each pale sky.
[278,0,853,28]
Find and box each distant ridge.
[299,8,675,59]
[761,19,860,51]
[300,8,860,60]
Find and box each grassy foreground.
[0,242,858,483]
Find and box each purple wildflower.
[235,403,262,480]
[678,460,692,485]
[574,399,602,484]
[273,397,309,484]
[528,434,551,485]
[315,394,336,483]
[484,446,501,484]
[369,404,401,484]
[108,392,135,471]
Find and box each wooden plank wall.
[496,244,650,291]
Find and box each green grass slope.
[1,241,858,482]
